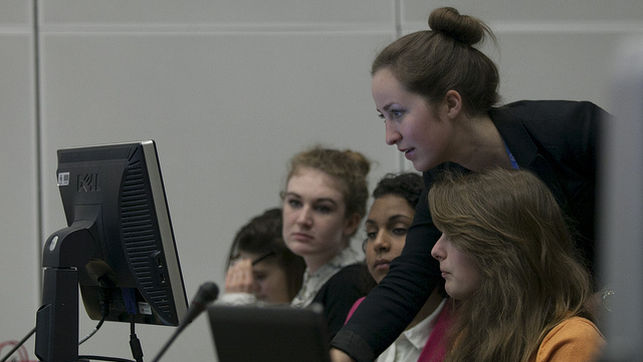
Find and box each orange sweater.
[531,316,605,362]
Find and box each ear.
[444,90,463,119]
[343,212,362,237]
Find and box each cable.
[0,327,36,362]
[128,317,144,362]
[77,355,135,362]
[150,282,219,362]
[79,276,112,345]
[77,289,140,362]
[78,315,106,345]
[120,289,143,362]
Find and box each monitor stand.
[35,222,96,362]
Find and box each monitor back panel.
[208,304,331,362]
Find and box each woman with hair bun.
[331,7,608,362]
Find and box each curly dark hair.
[372,172,424,209]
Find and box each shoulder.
[493,100,607,120]
[492,100,607,136]
[317,264,375,298]
[492,100,607,167]
[536,316,605,362]
[326,263,375,288]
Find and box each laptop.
[207,303,331,362]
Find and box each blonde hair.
[284,145,370,234]
[429,168,593,362]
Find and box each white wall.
[0,0,40,360]
[1,1,642,361]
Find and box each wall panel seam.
[32,0,43,301]
[403,20,643,34]
[37,23,392,35]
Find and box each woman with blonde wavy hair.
[429,168,604,361]
[282,146,376,339]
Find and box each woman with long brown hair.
[429,168,604,361]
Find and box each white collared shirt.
[290,248,361,308]
[376,299,446,362]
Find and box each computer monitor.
[208,304,331,362]
[35,140,188,362]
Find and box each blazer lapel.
[490,106,569,211]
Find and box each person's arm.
[535,317,605,362]
[225,258,255,294]
[331,171,445,361]
[218,258,259,305]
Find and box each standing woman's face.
[372,68,454,172]
[282,167,356,266]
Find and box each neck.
[450,114,513,172]
[304,247,343,274]
[407,288,444,330]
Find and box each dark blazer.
[331,100,607,361]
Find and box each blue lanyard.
[504,142,519,170]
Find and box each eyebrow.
[365,214,412,226]
[284,192,340,206]
[314,198,339,206]
[386,214,412,226]
[365,219,377,227]
[381,103,396,112]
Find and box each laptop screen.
[208,303,331,362]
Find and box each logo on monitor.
[78,173,101,192]
[57,172,70,186]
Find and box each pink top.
[345,297,452,362]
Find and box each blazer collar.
[489,105,538,166]
[489,105,568,210]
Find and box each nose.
[372,231,391,253]
[384,119,401,146]
[431,233,446,261]
[295,205,313,227]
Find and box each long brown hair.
[429,168,593,362]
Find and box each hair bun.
[343,149,371,177]
[428,7,486,46]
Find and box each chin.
[285,240,307,252]
[372,273,385,284]
[445,284,459,299]
[416,160,443,172]
[287,243,315,257]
